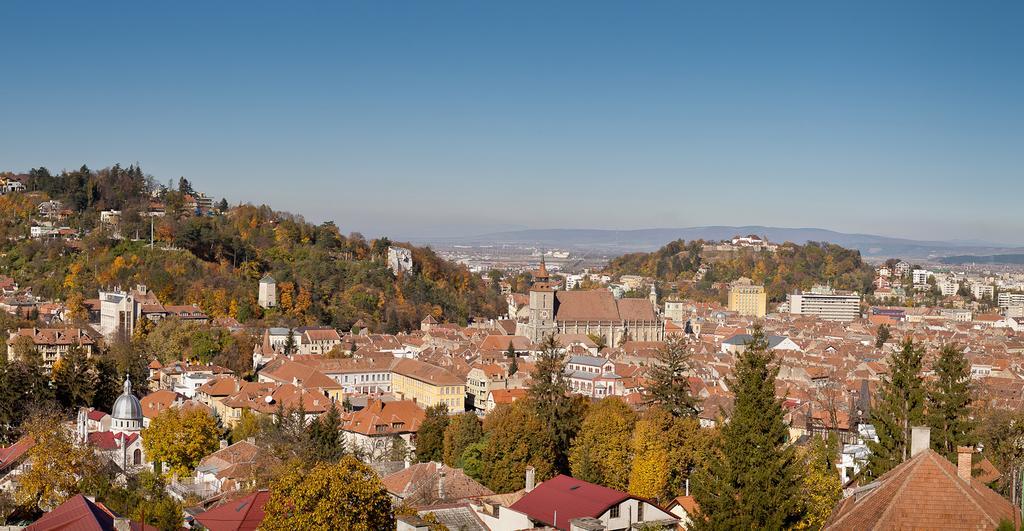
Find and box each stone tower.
[258,275,277,309]
[527,285,557,342]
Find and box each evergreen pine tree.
[866,338,925,479]
[282,329,297,357]
[53,346,98,409]
[875,324,890,348]
[506,343,518,376]
[927,343,974,460]
[308,401,345,462]
[691,326,802,530]
[529,334,587,473]
[644,335,700,417]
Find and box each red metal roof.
[195,490,270,531]
[26,494,115,530]
[509,475,631,529]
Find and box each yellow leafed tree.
[628,413,671,500]
[142,407,220,476]
[568,397,636,490]
[16,411,99,511]
[261,457,395,531]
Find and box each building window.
[637,502,644,520]
[610,504,620,518]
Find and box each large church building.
[515,261,663,345]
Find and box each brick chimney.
[910,426,930,457]
[525,465,536,492]
[957,446,973,481]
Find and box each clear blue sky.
[2,1,1022,243]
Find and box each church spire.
[536,253,549,281]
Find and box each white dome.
[112,374,143,422]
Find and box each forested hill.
[0,165,504,330]
[605,239,875,302]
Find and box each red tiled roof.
[195,490,270,531]
[509,475,632,529]
[0,436,34,470]
[87,432,139,451]
[342,399,425,436]
[26,494,113,530]
[25,493,155,530]
[554,291,621,322]
[392,358,464,386]
[826,449,1018,530]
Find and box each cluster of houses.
[5,257,1024,528]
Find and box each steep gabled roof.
[25,493,128,530]
[826,449,1018,530]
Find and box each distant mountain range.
[940,254,1024,265]
[420,226,1024,260]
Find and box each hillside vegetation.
[0,165,504,331]
[606,239,874,302]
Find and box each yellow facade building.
[728,277,767,318]
[391,358,466,413]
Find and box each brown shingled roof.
[826,449,1018,530]
[554,290,621,321]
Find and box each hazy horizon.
[2,2,1022,243]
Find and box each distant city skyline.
[2,2,1022,243]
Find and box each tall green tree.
[866,338,926,479]
[0,360,54,442]
[481,400,556,492]
[875,324,890,348]
[308,401,345,463]
[415,404,449,463]
[645,335,699,417]
[53,346,98,409]
[927,343,974,460]
[442,412,483,467]
[529,334,587,473]
[691,326,802,530]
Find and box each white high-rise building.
[787,286,861,322]
[998,292,1024,309]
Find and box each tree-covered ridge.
[605,239,875,301]
[0,165,504,330]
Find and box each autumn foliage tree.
[793,437,843,530]
[628,407,713,503]
[569,397,636,491]
[142,407,220,476]
[261,457,395,531]
[15,410,100,511]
